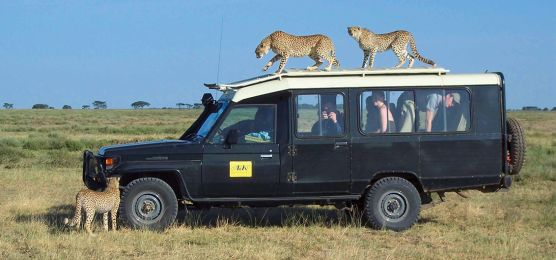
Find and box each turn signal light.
[105,157,116,170]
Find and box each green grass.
[0,109,554,259]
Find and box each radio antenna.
[216,16,224,87]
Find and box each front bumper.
[82,150,107,190]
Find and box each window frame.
[294,91,348,139]
[207,103,278,144]
[356,87,473,136]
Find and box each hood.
[98,139,197,156]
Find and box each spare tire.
[506,118,526,175]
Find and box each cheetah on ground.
[63,177,120,234]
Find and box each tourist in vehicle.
[424,91,462,132]
[311,101,343,136]
[364,96,380,133]
[370,91,396,133]
[222,106,275,143]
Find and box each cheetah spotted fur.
[63,177,120,234]
[347,26,436,69]
[255,31,340,74]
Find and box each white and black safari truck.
[83,68,525,231]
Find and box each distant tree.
[32,104,49,109]
[131,101,150,109]
[552,107,556,111]
[176,102,185,109]
[3,103,14,109]
[62,105,72,109]
[522,106,540,111]
[185,103,193,109]
[193,103,202,109]
[49,107,55,109]
[543,107,549,111]
[92,101,107,109]
[82,105,91,109]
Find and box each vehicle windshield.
[195,101,228,138]
[180,93,232,142]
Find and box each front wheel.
[362,177,421,231]
[119,177,178,230]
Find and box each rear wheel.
[507,118,526,175]
[362,177,421,231]
[119,177,178,230]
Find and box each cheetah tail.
[409,35,435,67]
[331,51,340,68]
[64,196,82,227]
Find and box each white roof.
[205,67,501,102]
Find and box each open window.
[212,104,276,144]
[415,89,471,132]
[296,93,345,137]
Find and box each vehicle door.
[202,104,280,197]
[291,91,350,195]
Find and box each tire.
[119,177,178,230]
[362,177,421,231]
[507,118,526,175]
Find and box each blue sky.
[0,1,555,109]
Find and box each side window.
[415,89,470,132]
[296,93,345,137]
[212,104,276,144]
[361,90,413,133]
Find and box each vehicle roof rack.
[204,67,450,91]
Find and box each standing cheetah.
[255,31,340,74]
[347,26,436,69]
[63,177,120,234]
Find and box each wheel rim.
[379,192,408,222]
[133,192,163,224]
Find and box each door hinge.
[287,172,297,182]
[288,145,297,157]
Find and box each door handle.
[260,154,273,159]
[334,141,348,149]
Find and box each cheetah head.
[347,26,363,39]
[255,40,270,59]
[107,177,120,188]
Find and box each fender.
[115,168,193,201]
[367,170,425,193]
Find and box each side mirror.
[225,129,240,146]
[201,93,214,106]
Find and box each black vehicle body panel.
[84,74,507,206]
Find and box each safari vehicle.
[83,68,525,231]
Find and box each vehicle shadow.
[15,204,76,234]
[177,206,366,228]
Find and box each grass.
[0,109,554,259]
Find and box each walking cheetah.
[347,26,436,69]
[63,177,120,234]
[255,31,340,74]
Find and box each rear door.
[291,91,350,195]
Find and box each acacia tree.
[176,102,185,109]
[62,105,72,109]
[131,101,150,109]
[82,105,91,109]
[32,104,49,109]
[3,103,13,109]
[92,101,107,109]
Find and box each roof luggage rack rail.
[204,67,450,91]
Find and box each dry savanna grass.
[0,109,554,259]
